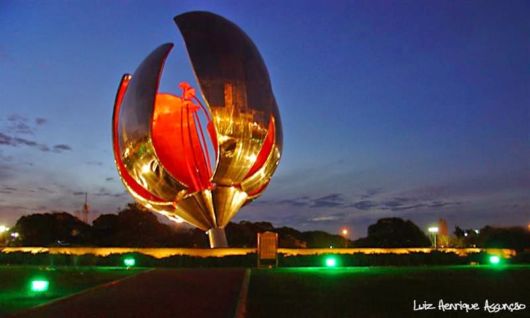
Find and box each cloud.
[93,187,127,198]
[276,196,310,207]
[259,189,461,217]
[37,187,55,194]
[310,215,340,222]
[0,133,12,145]
[310,193,345,208]
[0,133,35,147]
[428,201,460,208]
[390,203,426,211]
[0,186,18,194]
[1,115,69,154]
[347,195,461,212]
[35,118,47,125]
[349,200,378,210]
[53,144,72,152]
[271,194,348,209]
[379,199,461,211]
[0,133,51,152]
[105,177,114,182]
[0,114,72,153]
[7,114,34,135]
[360,188,383,199]
[4,114,47,134]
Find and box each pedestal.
[207,227,228,248]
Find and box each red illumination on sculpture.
[152,83,214,193]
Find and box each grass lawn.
[248,265,530,317]
[0,266,144,316]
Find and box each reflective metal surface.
[175,11,283,186]
[113,11,283,246]
[117,43,187,201]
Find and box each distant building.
[438,218,449,247]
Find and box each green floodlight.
[30,279,49,292]
[324,256,338,267]
[489,255,501,265]
[124,257,136,267]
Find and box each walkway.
[15,268,247,318]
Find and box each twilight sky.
[0,1,528,238]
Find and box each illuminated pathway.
[15,269,246,318]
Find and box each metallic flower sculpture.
[112,12,282,247]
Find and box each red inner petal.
[151,89,213,192]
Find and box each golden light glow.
[0,247,517,259]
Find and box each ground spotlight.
[324,256,338,268]
[30,279,49,293]
[124,257,136,267]
[488,255,501,265]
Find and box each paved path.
[16,268,246,318]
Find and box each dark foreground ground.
[247,265,530,318]
[1,265,529,317]
[0,266,143,316]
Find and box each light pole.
[428,227,439,249]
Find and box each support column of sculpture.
[208,227,228,248]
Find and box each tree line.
[2,203,529,250]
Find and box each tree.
[276,226,307,248]
[301,231,346,248]
[11,212,92,246]
[354,218,431,247]
[226,221,274,247]
[92,203,204,247]
[454,226,465,238]
[478,226,530,251]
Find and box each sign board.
[257,231,278,267]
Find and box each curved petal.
[175,11,283,187]
[244,115,276,179]
[241,146,281,199]
[114,75,211,230]
[212,186,248,228]
[117,43,188,200]
[241,115,281,199]
[113,74,164,202]
[172,190,216,231]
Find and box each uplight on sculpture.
[112,12,282,247]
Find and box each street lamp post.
[428,227,439,249]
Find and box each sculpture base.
[207,228,228,248]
